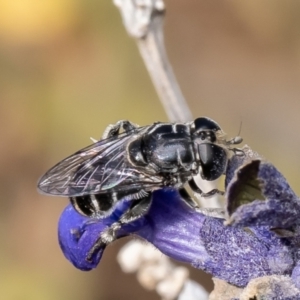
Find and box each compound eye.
[198,143,227,180]
[194,117,221,132]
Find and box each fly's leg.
[102,120,139,139]
[86,194,152,262]
[86,223,120,262]
[118,193,152,224]
[188,178,224,198]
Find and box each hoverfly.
[38,117,242,259]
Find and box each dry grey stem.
[114,0,193,123]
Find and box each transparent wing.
[37,128,163,197]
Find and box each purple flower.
[226,157,300,229]
[58,205,106,271]
[58,146,300,290]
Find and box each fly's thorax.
[127,122,196,173]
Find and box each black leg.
[86,226,116,262]
[188,178,224,198]
[178,188,198,208]
[86,194,152,262]
[118,194,152,223]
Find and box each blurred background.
[1,0,300,299]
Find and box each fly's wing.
[37,128,163,197]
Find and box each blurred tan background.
[1,0,300,299]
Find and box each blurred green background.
[1,0,300,299]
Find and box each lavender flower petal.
[58,205,107,270]
[226,159,300,229]
[132,189,209,264]
[225,145,262,187]
[133,189,294,287]
[59,187,296,286]
[58,143,300,289]
[58,198,147,270]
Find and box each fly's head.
[191,117,242,181]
